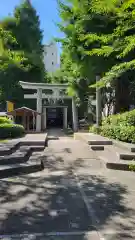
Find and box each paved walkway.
[0,129,135,239]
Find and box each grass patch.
[129,162,135,171]
[0,139,9,143]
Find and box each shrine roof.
[19,81,68,90]
[7,107,41,116]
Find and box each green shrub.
[89,124,135,143]
[0,124,25,139]
[0,117,12,124]
[90,110,135,143]
[129,163,135,171]
[102,110,135,127]
[89,125,101,134]
[101,125,135,143]
[100,125,119,139]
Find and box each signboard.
[6,101,14,112]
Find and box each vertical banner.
[6,101,14,112]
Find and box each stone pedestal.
[63,107,67,129]
[36,88,42,132]
[72,97,78,132]
[43,107,47,130]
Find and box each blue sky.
[0,0,63,54]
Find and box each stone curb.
[88,140,112,145]
[100,155,133,171]
[119,153,135,160]
[74,133,112,145]
[76,132,135,153]
[106,162,130,171]
[91,146,104,151]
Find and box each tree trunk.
[115,76,130,113]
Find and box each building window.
[52,53,54,55]
[52,62,54,65]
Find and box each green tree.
[11,0,46,82]
[58,0,135,113]
[0,0,47,108]
[88,0,135,112]
[57,0,116,116]
[0,27,28,108]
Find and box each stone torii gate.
[19,81,78,132]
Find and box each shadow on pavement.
[0,147,134,239]
[72,157,135,239]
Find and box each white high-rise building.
[43,42,59,73]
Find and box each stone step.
[47,137,59,141]
[106,162,130,171]
[0,147,31,165]
[0,160,44,179]
[20,140,46,146]
[103,145,135,161]
[74,132,113,145]
[0,141,20,156]
[119,153,135,160]
[29,151,45,161]
[19,133,48,147]
[97,146,132,171]
[91,145,104,151]
[113,139,135,152]
[0,141,45,157]
[0,145,45,165]
[112,145,135,161]
[30,145,45,151]
[88,140,112,146]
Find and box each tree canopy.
[0,0,46,108]
[57,0,135,112]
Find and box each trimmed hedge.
[101,125,135,143]
[89,125,135,143]
[102,109,135,127]
[0,117,12,124]
[0,124,25,139]
[89,109,135,143]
